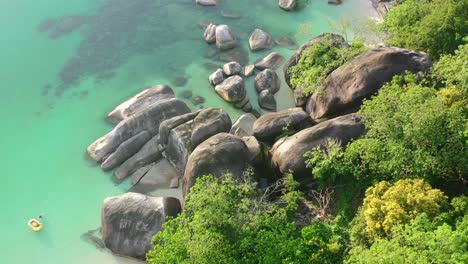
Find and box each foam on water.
[0,1,376,263]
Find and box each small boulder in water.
[258,90,277,112]
[223,61,242,76]
[203,23,217,43]
[249,29,273,51]
[279,0,297,11]
[215,25,237,51]
[196,0,218,6]
[215,75,246,102]
[209,68,225,86]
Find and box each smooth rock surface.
[258,90,277,112]
[270,114,366,183]
[88,98,190,163]
[215,24,237,51]
[307,46,432,121]
[253,107,312,143]
[230,113,257,137]
[279,0,297,11]
[159,112,200,146]
[209,68,225,86]
[222,61,242,76]
[101,193,181,260]
[243,64,255,76]
[254,52,284,70]
[215,75,246,102]
[190,108,232,149]
[249,29,273,51]
[107,85,175,124]
[196,0,218,6]
[203,23,217,43]
[101,130,151,171]
[183,133,248,196]
[255,69,280,93]
[131,159,180,187]
[242,136,261,165]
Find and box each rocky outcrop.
[215,75,246,102]
[114,135,162,181]
[107,84,175,124]
[101,130,151,171]
[279,0,297,11]
[183,133,249,196]
[209,68,224,85]
[162,108,232,175]
[196,0,218,6]
[249,29,273,51]
[252,108,313,143]
[270,114,365,184]
[242,136,262,165]
[223,61,241,76]
[306,46,432,121]
[203,23,217,43]
[87,98,190,163]
[101,193,181,260]
[255,69,280,93]
[255,52,284,70]
[258,90,277,112]
[216,25,237,51]
[230,113,257,137]
[283,34,347,106]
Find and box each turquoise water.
[0,1,376,263]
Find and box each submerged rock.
[107,84,175,124]
[221,10,241,19]
[249,29,273,51]
[215,75,246,102]
[253,108,312,143]
[87,98,190,163]
[101,193,181,260]
[307,46,432,121]
[270,114,365,184]
[274,37,297,48]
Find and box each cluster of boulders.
[204,23,238,51]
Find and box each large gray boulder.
[215,75,246,102]
[283,34,347,107]
[114,135,163,181]
[101,193,181,260]
[87,98,190,163]
[183,133,249,196]
[249,29,273,51]
[165,119,194,174]
[204,23,217,43]
[254,52,284,71]
[255,69,280,93]
[190,108,232,149]
[279,0,297,11]
[101,130,151,171]
[253,108,312,143]
[159,112,200,146]
[242,136,262,165]
[258,90,277,112]
[107,85,175,124]
[215,25,237,51]
[270,114,365,184]
[306,46,432,121]
[230,113,257,137]
[196,0,218,6]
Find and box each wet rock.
[191,96,205,105]
[243,65,255,77]
[258,90,277,112]
[230,113,257,137]
[307,46,432,121]
[101,130,151,171]
[196,0,218,6]
[270,114,365,184]
[274,37,297,48]
[87,98,190,163]
[255,69,281,93]
[203,23,217,43]
[215,75,246,102]
[253,108,312,143]
[223,61,242,76]
[107,84,175,124]
[184,133,249,196]
[216,46,249,65]
[242,136,262,165]
[215,24,237,51]
[101,193,181,260]
[203,62,221,71]
[209,68,225,86]
[114,135,162,181]
[249,29,273,51]
[254,52,284,70]
[179,90,193,99]
[279,0,297,11]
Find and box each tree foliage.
[379,0,468,58]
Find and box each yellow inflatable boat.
[28,218,43,232]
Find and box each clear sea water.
[0,1,376,263]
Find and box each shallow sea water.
[0,1,376,263]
